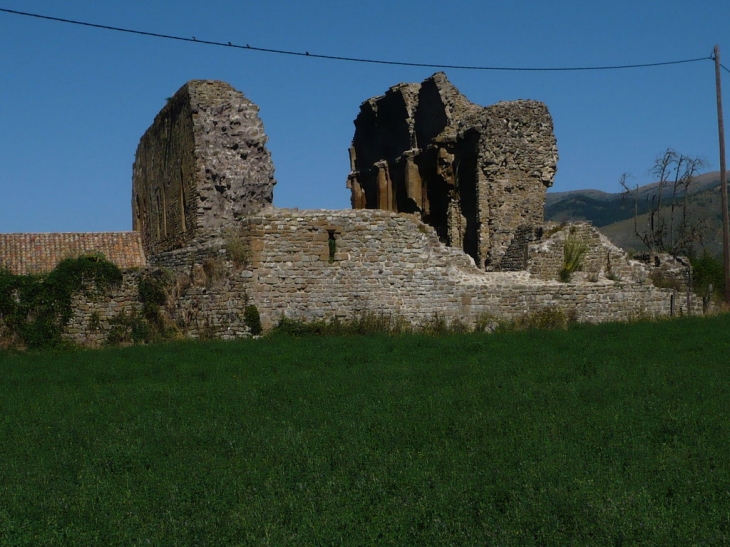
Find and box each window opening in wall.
[327,230,337,263]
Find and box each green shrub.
[0,255,122,349]
[138,270,169,308]
[272,316,330,336]
[691,251,724,299]
[244,305,263,335]
[137,270,173,330]
[102,270,179,346]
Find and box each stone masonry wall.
[243,209,701,329]
[64,271,144,347]
[56,209,702,347]
[474,100,558,270]
[63,264,256,347]
[347,72,558,271]
[528,223,649,283]
[132,80,275,257]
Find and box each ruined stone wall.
[132,80,275,257]
[63,264,256,347]
[474,100,558,269]
[243,209,701,328]
[633,252,693,292]
[52,209,702,347]
[64,271,144,347]
[20,76,705,348]
[528,223,649,283]
[347,72,557,271]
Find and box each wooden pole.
[714,45,729,305]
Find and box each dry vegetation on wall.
[271,306,581,337]
[223,227,252,268]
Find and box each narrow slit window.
[327,230,337,263]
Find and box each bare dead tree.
[620,148,707,256]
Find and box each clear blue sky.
[1,0,728,233]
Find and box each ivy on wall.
[0,254,122,349]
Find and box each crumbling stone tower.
[347,72,558,270]
[132,80,275,256]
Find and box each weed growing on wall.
[419,313,450,335]
[559,235,589,282]
[0,254,122,349]
[543,221,567,239]
[269,304,679,339]
[107,310,153,345]
[474,313,501,333]
[201,258,226,286]
[223,227,252,267]
[270,308,579,337]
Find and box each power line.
[0,7,714,72]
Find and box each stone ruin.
[347,72,558,270]
[132,80,276,257]
[0,75,707,347]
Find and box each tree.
[620,148,707,256]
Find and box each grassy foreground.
[1,316,730,546]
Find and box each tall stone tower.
[347,72,558,270]
[132,80,275,257]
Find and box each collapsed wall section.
[347,72,558,271]
[132,80,275,257]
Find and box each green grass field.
[2,316,730,546]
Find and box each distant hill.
[545,172,727,256]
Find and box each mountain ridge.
[545,171,727,255]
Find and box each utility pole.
[714,45,729,305]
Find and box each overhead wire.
[0,7,715,72]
